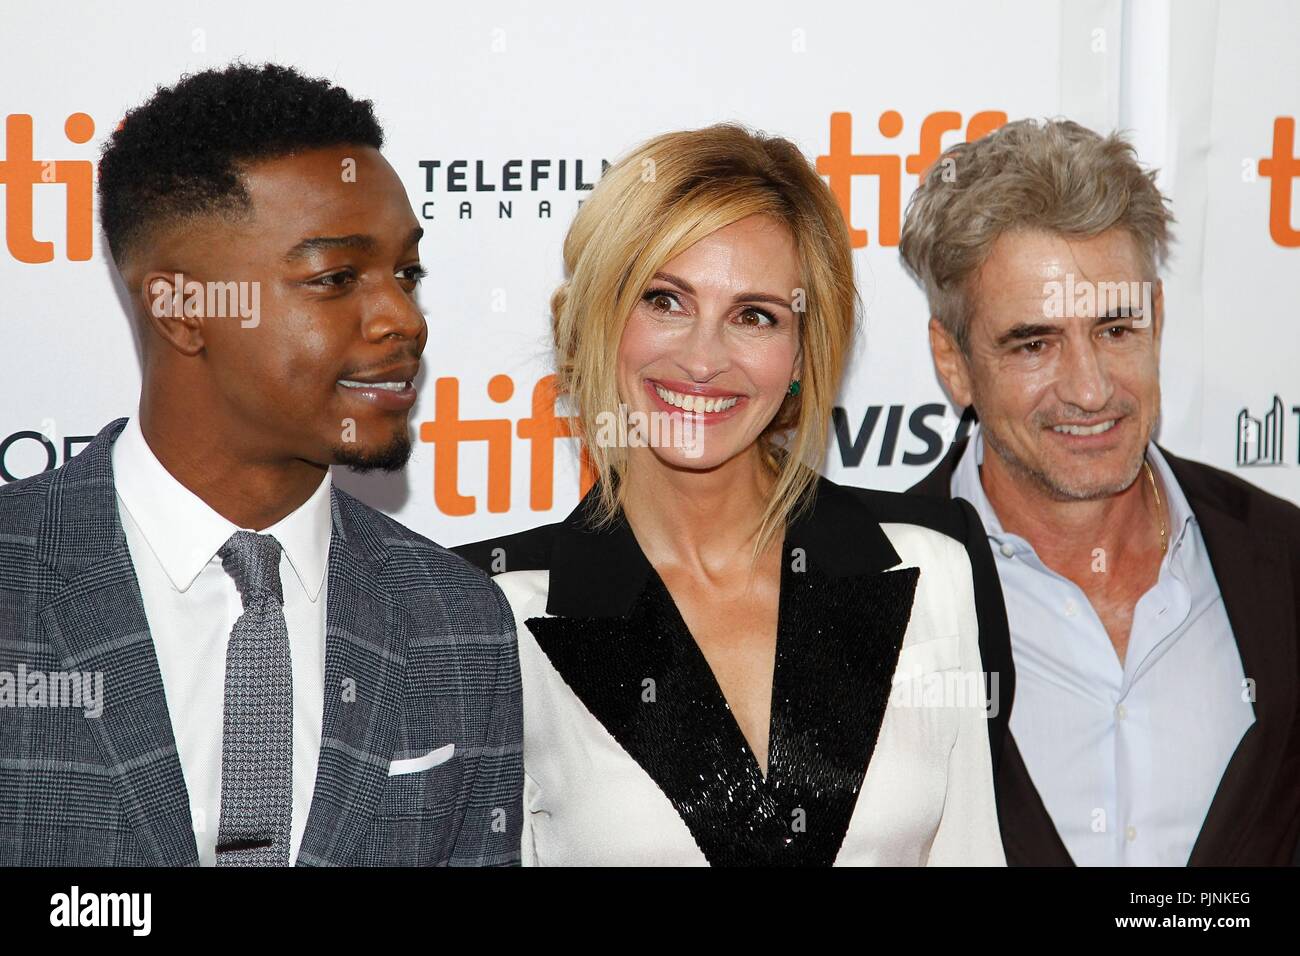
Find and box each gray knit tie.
[215,530,293,867]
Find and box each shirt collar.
[1144,441,1197,555]
[950,428,1010,541]
[950,426,1197,557]
[112,415,332,598]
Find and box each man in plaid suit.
[0,64,522,866]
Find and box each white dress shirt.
[111,415,331,866]
[494,520,1006,866]
[950,428,1255,865]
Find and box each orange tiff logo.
[420,374,597,516]
[1,113,96,263]
[816,110,1006,248]
[1260,116,1300,247]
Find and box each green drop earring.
[788,380,801,397]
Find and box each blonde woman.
[455,124,1009,866]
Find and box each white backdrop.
[1,0,1296,547]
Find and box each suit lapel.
[528,477,916,865]
[765,558,918,864]
[295,487,410,867]
[36,418,199,866]
[995,735,1073,865]
[1180,468,1297,865]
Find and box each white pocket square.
[388,743,456,776]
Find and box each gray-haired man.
[903,118,1300,866]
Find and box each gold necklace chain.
[1143,458,1168,555]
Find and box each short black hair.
[98,62,384,266]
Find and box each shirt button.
[1116,703,1128,720]
[999,543,1015,558]
[1125,825,1138,842]
[1064,599,1079,617]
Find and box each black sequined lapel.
[525,558,919,866]
[765,559,919,864]
[526,574,779,866]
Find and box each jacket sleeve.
[448,579,524,866]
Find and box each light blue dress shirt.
[950,429,1255,866]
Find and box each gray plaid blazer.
[0,418,522,866]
